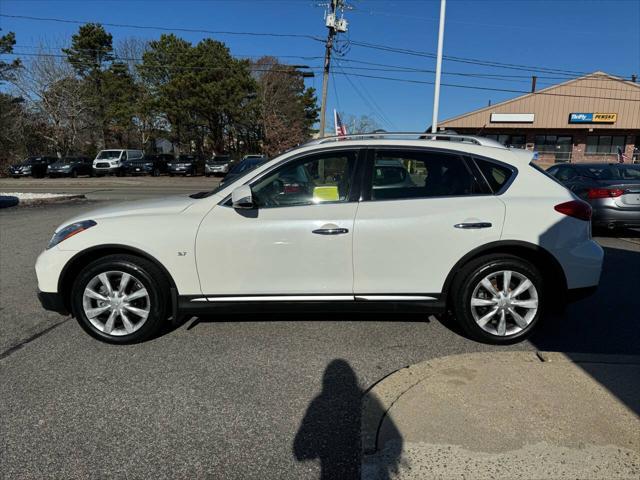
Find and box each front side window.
[251,151,357,208]
[369,150,483,201]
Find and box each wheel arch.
[58,244,178,312]
[441,240,568,305]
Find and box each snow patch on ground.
[0,192,73,200]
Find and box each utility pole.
[319,0,348,137]
[430,0,446,133]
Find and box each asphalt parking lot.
[1,181,639,479]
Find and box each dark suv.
[48,156,94,178]
[122,154,173,176]
[168,154,204,176]
[9,156,57,178]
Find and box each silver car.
[546,163,640,230]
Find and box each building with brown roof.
[437,72,639,165]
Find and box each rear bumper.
[592,206,640,228]
[37,290,68,315]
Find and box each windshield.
[58,158,75,164]
[22,157,37,165]
[229,158,262,175]
[177,155,196,162]
[97,150,122,160]
[192,155,275,199]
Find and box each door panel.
[196,148,361,296]
[353,148,506,294]
[353,197,505,294]
[196,203,357,295]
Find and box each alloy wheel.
[82,270,150,336]
[470,270,539,337]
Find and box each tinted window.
[370,150,482,201]
[475,158,514,193]
[252,151,356,208]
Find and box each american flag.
[334,110,348,137]
[617,146,628,163]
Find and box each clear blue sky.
[2,0,639,131]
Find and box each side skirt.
[177,294,446,316]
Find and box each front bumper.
[10,169,31,177]
[93,166,120,174]
[37,290,68,315]
[48,169,71,176]
[205,165,229,174]
[123,165,152,175]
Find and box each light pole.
[431,0,446,133]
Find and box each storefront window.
[586,135,625,154]
[485,134,526,149]
[534,135,572,152]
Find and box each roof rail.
[304,132,507,149]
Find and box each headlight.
[47,220,97,249]
[60,165,70,169]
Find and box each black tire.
[450,254,544,345]
[153,168,160,177]
[169,173,174,177]
[70,254,170,344]
[71,169,78,178]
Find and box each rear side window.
[474,158,514,193]
[370,150,484,201]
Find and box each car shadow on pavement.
[185,309,430,331]
[530,244,640,416]
[292,359,403,480]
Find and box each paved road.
[0,175,221,201]
[1,201,639,479]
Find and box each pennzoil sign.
[569,113,617,124]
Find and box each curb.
[361,350,640,456]
[0,194,86,208]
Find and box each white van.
[93,149,143,175]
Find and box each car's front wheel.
[451,254,544,345]
[71,254,169,344]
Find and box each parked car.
[122,154,173,176]
[36,133,603,345]
[219,155,268,187]
[546,163,640,230]
[8,156,57,178]
[205,155,232,177]
[93,149,143,176]
[48,156,94,178]
[168,154,204,176]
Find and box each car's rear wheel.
[71,254,169,344]
[451,254,544,345]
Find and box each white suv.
[36,134,603,345]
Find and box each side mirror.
[231,185,254,209]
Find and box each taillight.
[587,188,624,199]
[554,200,592,221]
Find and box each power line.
[330,71,640,102]
[334,60,396,130]
[0,13,324,41]
[347,39,631,78]
[4,13,634,81]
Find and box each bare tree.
[14,48,91,156]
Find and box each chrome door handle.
[312,227,349,235]
[454,222,492,229]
